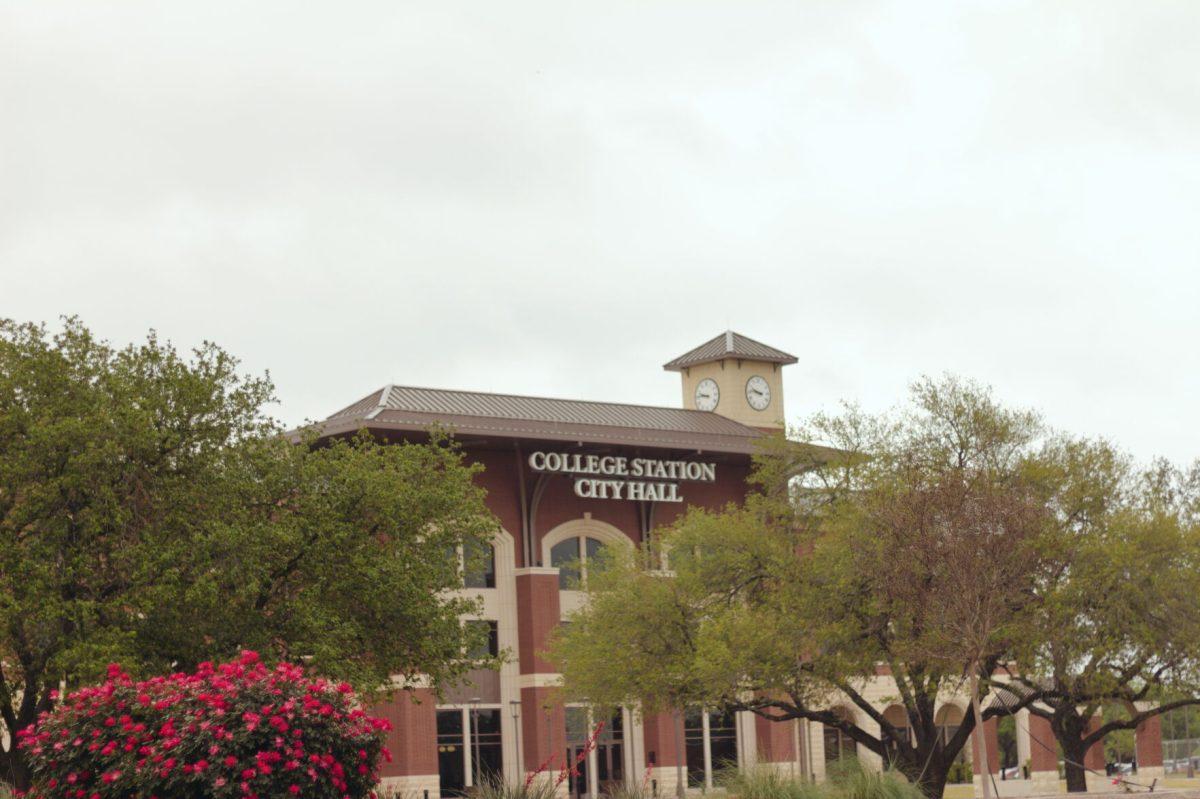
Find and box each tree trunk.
[897,752,951,799]
[1,746,32,794]
[1061,739,1089,793]
[672,709,684,799]
[970,671,994,799]
[1054,712,1090,794]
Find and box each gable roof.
[663,331,798,371]
[317,385,768,454]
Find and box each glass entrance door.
[566,708,591,799]
[596,712,625,796]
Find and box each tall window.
[597,712,625,795]
[550,536,606,589]
[823,708,858,764]
[565,707,591,799]
[564,708,627,799]
[437,709,466,796]
[437,707,503,796]
[685,708,738,789]
[466,620,499,659]
[464,540,496,589]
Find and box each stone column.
[971,717,1000,796]
[754,715,798,775]
[1083,715,1108,792]
[1027,712,1059,793]
[515,567,565,784]
[1136,715,1165,781]
[643,711,686,796]
[374,687,441,798]
[971,717,1000,776]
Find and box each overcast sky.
[2,1,1197,463]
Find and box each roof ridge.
[368,383,751,420]
[328,383,753,431]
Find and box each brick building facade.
[312,332,1163,798]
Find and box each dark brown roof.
[317,385,768,454]
[663,331,798,371]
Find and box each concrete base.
[1029,770,1061,795]
[647,765,689,797]
[379,774,441,799]
[973,776,1050,797]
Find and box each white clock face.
[694,378,719,411]
[745,375,771,411]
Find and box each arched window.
[463,539,496,589]
[550,535,606,590]
[685,707,739,790]
[935,705,968,765]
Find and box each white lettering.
[528,451,716,501]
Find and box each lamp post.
[510,699,523,781]
[470,698,482,788]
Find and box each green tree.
[552,377,1054,799]
[1007,449,1200,792]
[0,319,495,791]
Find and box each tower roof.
[663,331,798,372]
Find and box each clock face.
[745,375,771,411]
[694,378,719,411]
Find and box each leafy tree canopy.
[0,318,495,790]
[552,376,1056,799]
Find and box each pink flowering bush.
[17,651,391,799]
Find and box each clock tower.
[663,331,796,429]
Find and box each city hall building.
[312,332,1165,799]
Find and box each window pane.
[684,708,706,787]
[565,707,590,744]
[467,620,499,659]
[709,710,738,775]
[464,540,496,589]
[584,537,607,580]
[551,538,581,590]
[471,709,504,782]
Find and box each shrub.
[719,764,824,799]
[17,651,391,799]
[719,760,925,799]
[945,761,973,785]
[468,774,561,799]
[826,760,924,799]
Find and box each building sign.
[527,451,716,503]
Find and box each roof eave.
[662,353,800,371]
[293,413,768,455]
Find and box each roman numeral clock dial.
[746,375,771,410]
[694,378,719,411]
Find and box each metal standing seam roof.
[318,384,769,453]
[662,330,799,371]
